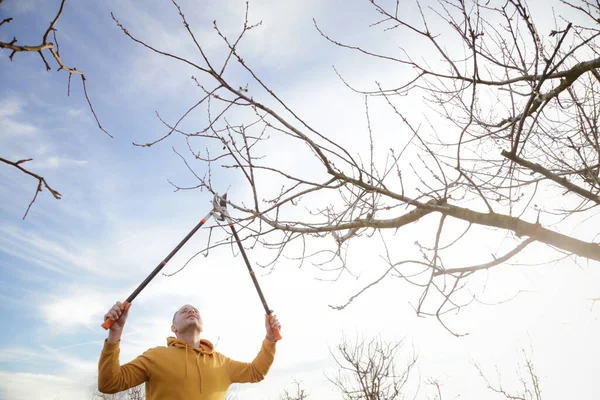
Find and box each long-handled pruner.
[101,208,215,329]
[212,193,282,341]
[102,193,282,342]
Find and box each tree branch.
[435,238,535,276]
[0,157,62,219]
[502,150,600,204]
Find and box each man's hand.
[265,312,281,342]
[104,301,131,343]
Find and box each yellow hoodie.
[98,336,276,399]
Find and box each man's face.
[171,304,203,335]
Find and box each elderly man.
[98,301,280,399]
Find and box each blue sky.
[1,0,600,399]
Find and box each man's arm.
[98,341,152,393]
[226,337,276,383]
[226,313,281,383]
[98,302,151,393]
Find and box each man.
[98,301,281,399]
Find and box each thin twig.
[0,157,62,219]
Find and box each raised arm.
[98,302,151,393]
[226,313,280,383]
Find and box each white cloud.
[40,289,113,334]
[16,1,37,14]
[0,347,38,364]
[0,345,99,400]
[0,96,91,177]
[207,0,327,66]
[0,372,84,400]
[102,0,332,100]
[31,156,89,169]
[0,225,103,276]
[0,97,39,138]
[0,347,99,400]
[67,108,85,118]
[0,97,25,119]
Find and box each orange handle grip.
[101,301,130,330]
[268,314,282,341]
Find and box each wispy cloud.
[0,347,98,400]
[0,97,25,118]
[39,289,113,333]
[0,343,98,400]
[0,95,92,178]
[29,156,89,169]
[0,225,101,276]
[0,372,83,400]
[0,97,39,138]
[2,0,37,15]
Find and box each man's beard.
[181,317,202,332]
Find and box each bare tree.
[327,334,417,400]
[427,379,445,400]
[0,0,110,218]
[90,384,145,400]
[269,336,544,400]
[90,389,126,400]
[110,0,600,333]
[279,379,309,400]
[126,385,145,400]
[476,348,543,400]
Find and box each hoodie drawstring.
[169,338,211,394]
[196,354,203,393]
[185,345,189,378]
[184,344,203,393]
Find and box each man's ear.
[171,324,177,334]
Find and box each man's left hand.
[265,313,281,342]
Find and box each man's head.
[171,304,203,336]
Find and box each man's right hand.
[104,301,130,342]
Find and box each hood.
[167,336,214,355]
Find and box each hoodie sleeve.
[226,337,276,383]
[98,340,152,394]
